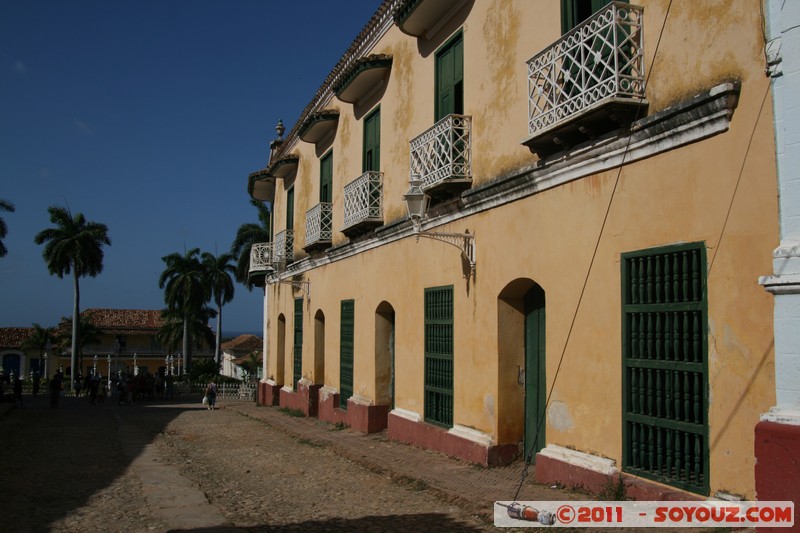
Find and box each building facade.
[248,0,779,500]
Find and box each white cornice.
[275,83,740,283]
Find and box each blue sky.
[0,0,382,334]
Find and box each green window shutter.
[621,243,709,495]
[340,300,354,410]
[363,108,381,173]
[286,187,295,231]
[293,298,303,391]
[320,151,333,203]
[424,286,454,427]
[435,33,464,121]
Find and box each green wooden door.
[621,243,709,495]
[524,285,546,458]
[340,300,354,410]
[424,286,454,427]
[293,298,303,390]
[363,108,380,173]
[320,151,333,203]
[435,33,463,121]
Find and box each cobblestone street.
[0,395,532,532]
[2,395,714,533]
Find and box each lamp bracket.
[416,229,476,273]
[269,277,311,300]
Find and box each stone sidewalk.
[220,400,589,523]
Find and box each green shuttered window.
[622,243,709,495]
[340,300,354,410]
[435,33,463,121]
[363,108,380,173]
[286,186,295,231]
[424,286,454,427]
[293,298,303,390]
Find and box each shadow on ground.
[0,395,191,531]
[169,513,487,532]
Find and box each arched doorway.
[2,353,21,377]
[375,302,395,408]
[314,309,325,385]
[497,279,546,460]
[276,314,286,384]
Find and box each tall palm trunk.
[71,265,80,391]
[182,313,190,375]
[215,297,222,365]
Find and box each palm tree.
[34,206,111,390]
[202,251,235,365]
[230,199,271,288]
[159,248,209,374]
[20,323,56,375]
[0,199,15,257]
[57,315,102,374]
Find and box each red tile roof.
[0,327,35,349]
[80,308,164,334]
[221,334,262,354]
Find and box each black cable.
[513,0,674,501]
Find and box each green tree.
[230,200,272,289]
[20,323,56,375]
[0,199,15,257]
[157,307,216,356]
[34,206,111,390]
[202,251,236,365]
[159,248,209,374]
[57,315,102,374]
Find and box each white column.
[261,283,270,382]
[759,0,800,424]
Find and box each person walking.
[13,375,23,407]
[49,373,62,408]
[205,380,217,410]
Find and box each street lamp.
[133,353,138,376]
[114,337,121,377]
[44,339,52,379]
[93,355,97,376]
[107,355,111,389]
[403,176,476,274]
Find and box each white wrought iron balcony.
[304,202,333,251]
[273,229,294,266]
[409,114,471,198]
[523,2,646,156]
[249,242,274,275]
[342,171,383,236]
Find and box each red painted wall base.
[755,420,800,509]
[317,391,390,433]
[387,412,517,467]
[257,381,280,406]
[534,452,703,501]
[279,382,321,417]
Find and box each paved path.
[0,395,602,531]
[221,401,582,522]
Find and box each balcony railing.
[273,229,294,266]
[304,203,333,250]
[249,242,274,275]
[525,2,645,153]
[409,114,472,194]
[343,171,383,234]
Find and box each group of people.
[2,368,221,410]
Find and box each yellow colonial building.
[247,0,778,500]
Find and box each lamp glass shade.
[403,177,429,223]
